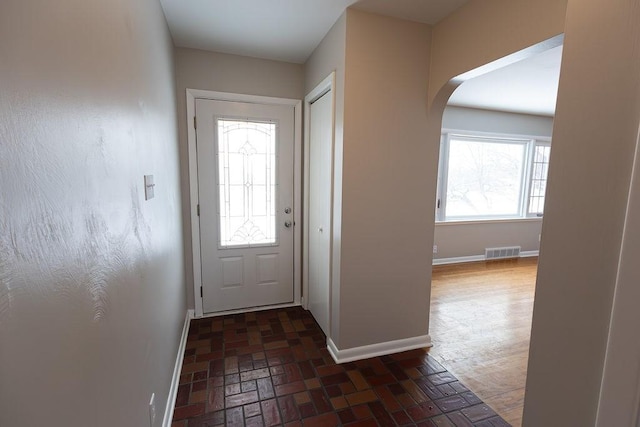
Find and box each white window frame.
[525,140,551,218]
[436,129,551,223]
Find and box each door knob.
[284,221,292,228]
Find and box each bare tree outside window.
[436,133,551,222]
[446,138,525,218]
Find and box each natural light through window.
[437,132,551,222]
[217,119,277,247]
[528,144,550,216]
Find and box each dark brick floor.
[172,306,510,427]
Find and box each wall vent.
[485,246,521,260]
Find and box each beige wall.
[426,19,569,414]
[173,48,304,308]
[429,0,568,107]
[434,220,542,260]
[524,0,640,425]
[596,106,640,424]
[305,14,346,95]
[338,9,432,349]
[443,106,554,136]
[304,14,347,342]
[0,0,184,426]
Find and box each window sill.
[435,217,543,226]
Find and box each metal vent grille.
[485,246,521,260]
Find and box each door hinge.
[197,204,200,216]
[193,116,197,129]
[200,287,203,298]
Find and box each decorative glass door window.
[217,119,277,247]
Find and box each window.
[528,144,551,216]
[436,132,551,222]
[217,119,277,247]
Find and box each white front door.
[196,99,295,313]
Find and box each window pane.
[446,138,526,218]
[217,119,277,247]
[528,144,551,216]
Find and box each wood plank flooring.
[428,258,538,427]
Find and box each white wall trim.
[520,250,540,258]
[327,335,432,364]
[441,127,552,143]
[432,251,539,266]
[193,303,300,319]
[435,217,543,227]
[162,309,193,427]
[432,255,485,266]
[186,90,203,317]
[186,89,300,106]
[186,88,303,317]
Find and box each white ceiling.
[448,45,563,117]
[159,0,470,64]
[159,0,561,116]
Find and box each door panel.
[196,99,295,313]
[308,91,333,335]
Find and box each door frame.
[186,89,302,317]
[302,73,336,316]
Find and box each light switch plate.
[144,175,155,200]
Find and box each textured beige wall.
[338,9,432,349]
[304,13,347,342]
[0,0,184,426]
[524,0,640,425]
[174,48,304,308]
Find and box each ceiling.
[159,0,561,117]
[448,45,563,117]
[159,0,470,64]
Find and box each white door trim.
[303,73,336,318]
[186,89,302,317]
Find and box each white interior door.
[196,99,295,313]
[308,90,333,335]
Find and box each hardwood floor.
[428,258,538,427]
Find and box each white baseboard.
[327,335,432,364]
[163,309,194,427]
[195,303,300,319]
[432,251,539,266]
[432,255,485,266]
[520,250,540,258]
